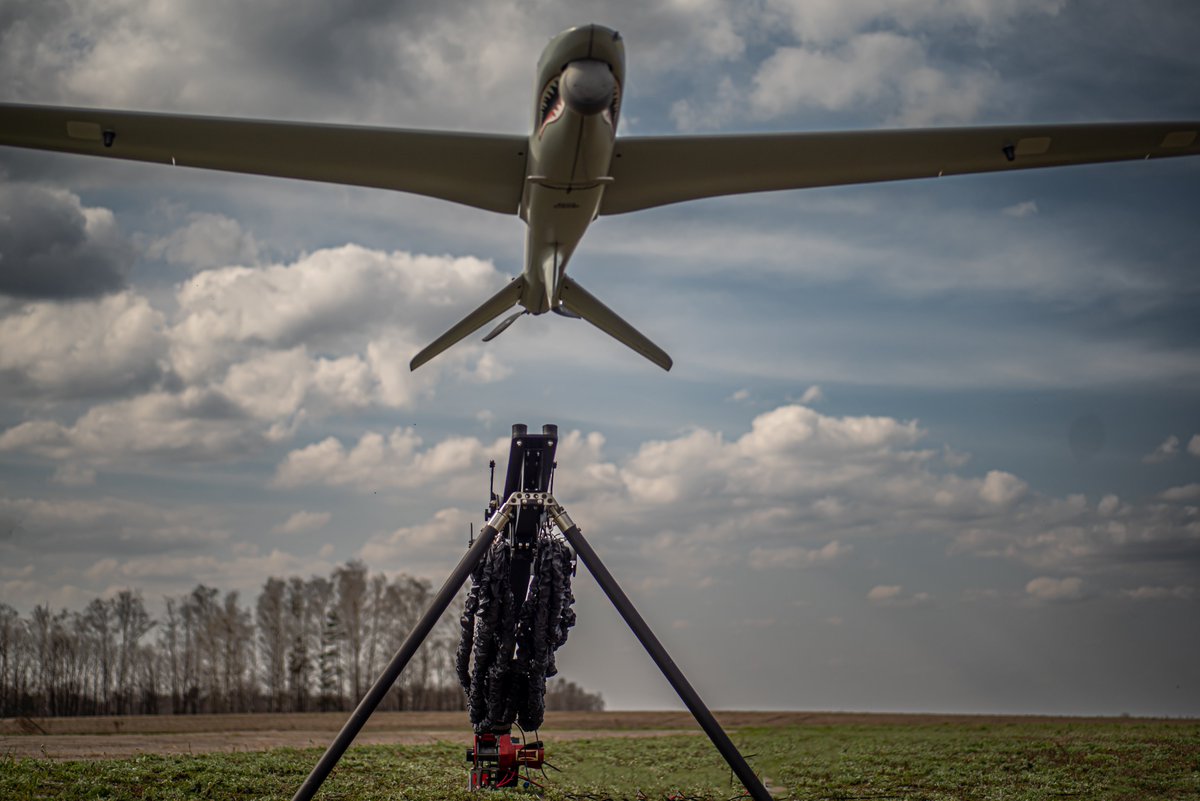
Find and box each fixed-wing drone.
[2,24,1198,371]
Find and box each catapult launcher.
[290,424,771,801]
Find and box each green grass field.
[3,721,1198,800]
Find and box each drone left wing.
[601,122,1200,215]
[0,103,528,214]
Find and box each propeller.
[482,310,525,341]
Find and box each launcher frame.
[289,427,771,801]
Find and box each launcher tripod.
[290,425,772,801]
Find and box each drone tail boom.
[559,276,672,371]
[410,276,526,371]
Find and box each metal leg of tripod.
[549,504,774,801]
[290,508,509,801]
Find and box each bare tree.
[284,576,312,712]
[0,603,31,716]
[318,604,342,711]
[83,598,114,714]
[217,591,253,712]
[333,561,368,703]
[363,572,387,698]
[159,599,183,714]
[113,590,154,715]
[0,602,21,715]
[256,578,287,712]
[182,585,219,713]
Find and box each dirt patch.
[1,710,1188,761]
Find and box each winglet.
[410,276,526,370]
[558,276,672,370]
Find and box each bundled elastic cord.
[514,535,575,730]
[458,529,575,733]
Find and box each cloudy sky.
[2,1,1199,716]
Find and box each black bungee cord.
[459,524,577,734]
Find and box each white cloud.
[728,388,752,403]
[0,389,270,463]
[1003,200,1039,218]
[219,348,314,420]
[1025,576,1083,602]
[951,492,1199,571]
[1097,494,1121,516]
[358,507,473,570]
[1119,585,1196,602]
[665,0,1068,129]
[0,0,542,131]
[274,403,1200,583]
[942,445,971,468]
[748,32,993,126]
[867,584,903,602]
[144,213,259,270]
[669,76,741,130]
[866,584,932,606]
[762,0,1066,45]
[750,34,905,114]
[0,292,167,398]
[1159,483,1200,502]
[1143,435,1181,464]
[168,244,500,384]
[747,539,850,569]
[0,495,232,555]
[0,245,511,465]
[979,470,1028,506]
[798,385,824,405]
[50,464,97,487]
[273,511,332,535]
[695,2,746,57]
[82,546,336,597]
[273,428,503,494]
[1189,435,1200,457]
[812,496,845,517]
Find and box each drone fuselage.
[517,25,624,314]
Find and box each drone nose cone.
[561,59,615,116]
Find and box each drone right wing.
[601,122,1200,214]
[0,102,528,214]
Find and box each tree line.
[0,561,603,718]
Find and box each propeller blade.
[482,310,524,342]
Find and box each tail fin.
[559,276,672,371]
[409,276,525,370]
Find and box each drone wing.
[0,102,527,214]
[600,122,1200,214]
